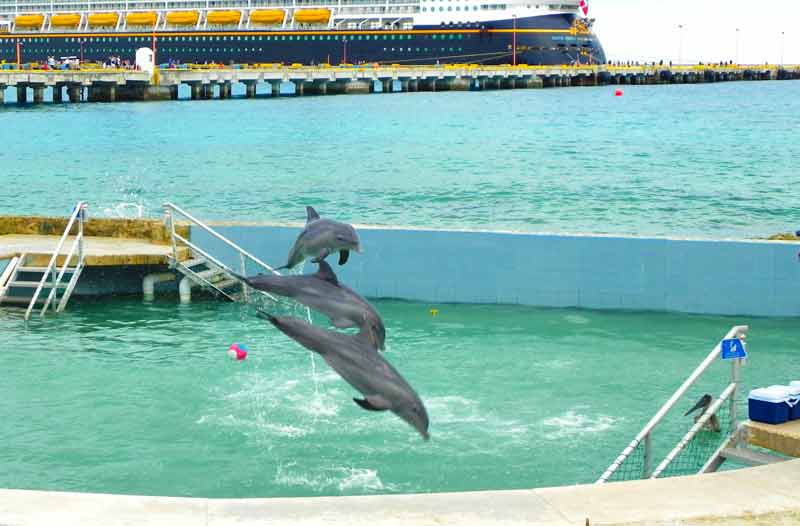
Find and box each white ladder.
[0,202,88,320]
[163,202,280,304]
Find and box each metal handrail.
[164,202,279,277]
[596,324,749,484]
[650,382,737,479]
[25,202,86,321]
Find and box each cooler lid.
[750,387,790,403]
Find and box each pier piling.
[1,64,798,106]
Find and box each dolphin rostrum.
[684,394,721,433]
[258,312,429,440]
[278,206,362,270]
[236,261,386,350]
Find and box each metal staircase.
[0,202,87,320]
[596,325,786,484]
[163,202,279,304]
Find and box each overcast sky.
[591,0,798,65]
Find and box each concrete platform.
[745,420,800,458]
[0,234,186,266]
[0,460,798,526]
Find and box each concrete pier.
[1,64,799,105]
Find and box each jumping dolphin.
[235,261,386,350]
[684,394,721,433]
[258,312,429,440]
[278,206,362,270]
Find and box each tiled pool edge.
[193,225,800,317]
[1,459,798,525]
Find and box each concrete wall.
[192,225,800,317]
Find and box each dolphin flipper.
[354,396,391,412]
[332,317,356,329]
[310,248,331,264]
[338,250,350,266]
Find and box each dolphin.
[235,261,386,350]
[684,394,721,433]
[278,206,362,270]
[258,311,429,440]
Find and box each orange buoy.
[615,89,624,97]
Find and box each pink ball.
[227,343,248,361]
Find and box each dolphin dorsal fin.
[306,206,320,223]
[314,261,339,286]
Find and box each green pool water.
[0,298,795,497]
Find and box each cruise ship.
[0,0,606,66]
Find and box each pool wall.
[191,225,800,317]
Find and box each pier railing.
[596,325,749,484]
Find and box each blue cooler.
[749,387,791,425]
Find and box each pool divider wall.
[191,224,800,317]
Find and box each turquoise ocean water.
[1,81,799,237]
[1,82,799,498]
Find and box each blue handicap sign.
[721,338,747,360]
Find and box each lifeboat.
[294,9,330,24]
[166,11,199,25]
[206,10,241,25]
[249,9,284,25]
[51,13,81,28]
[15,14,45,28]
[126,12,158,26]
[88,13,119,27]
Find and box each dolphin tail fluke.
[684,394,712,417]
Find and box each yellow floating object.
[51,13,81,28]
[126,12,158,26]
[88,13,119,27]
[249,9,284,25]
[206,10,241,25]
[429,309,439,317]
[15,14,45,28]
[294,8,330,24]
[166,11,199,25]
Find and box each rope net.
[601,352,745,483]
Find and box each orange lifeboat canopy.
[88,13,119,27]
[249,9,284,25]
[51,13,81,28]
[126,11,158,26]
[294,8,330,24]
[166,11,200,26]
[15,14,45,28]
[206,10,242,25]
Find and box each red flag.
[579,0,588,16]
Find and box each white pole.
[780,31,785,67]
[678,24,683,65]
[735,28,740,64]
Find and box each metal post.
[643,432,652,478]
[239,252,249,302]
[730,354,742,434]
[165,206,177,265]
[512,15,517,66]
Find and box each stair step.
[0,295,47,305]
[8,280,68,289]
[213,278,240,291]
[17,266,77,274]
[181,258,208,269]
[193,268,225,281]
[720,447,788,467]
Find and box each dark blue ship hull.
[0,13,605,66]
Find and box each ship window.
[455,5,460,9]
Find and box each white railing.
[163,201,278,281]
[596,325,749,484]
[25,201,87,321]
